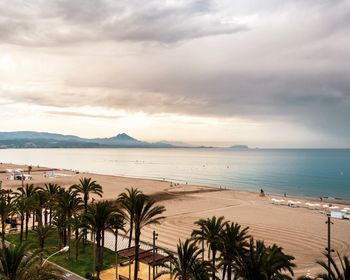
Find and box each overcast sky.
[0,0,349,147]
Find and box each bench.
[119,275,142,280]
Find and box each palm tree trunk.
[227,264,232,280]
[83,197,88,246]
[32,211,35,229]
[44,209,48,226]
[25,212,29,240]
[134,228,140,280]
[68,224,72,259]
[58,229,63,249]
[92,232,96,276]
[96,231,102,280]
[212,249,216,280]
[222,264,226,280]
[101,230,106,270]
[40,236,44,251]
[49,207,52,225]
[63,227,67,246]
[115,229,118,280]
[1,218,5,247]
[37,209,43,228]
[75,227,79,262]
[128,217,134,247]
[20,213,24,243]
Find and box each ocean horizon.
[0,148,349,201]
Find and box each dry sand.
[1,162,350,277]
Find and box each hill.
[0,131,175,148]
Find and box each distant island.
[229,145,250,150]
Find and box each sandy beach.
[1,162,350,277]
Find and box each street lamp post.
[325,214,334,278]
[153,230,158,280]
[42,246,69,266]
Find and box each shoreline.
[1,161,349,205]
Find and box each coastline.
[1,160,348,204]
[1,162,350,277]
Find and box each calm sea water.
[0,148,349,200]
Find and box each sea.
[0,148,349,201]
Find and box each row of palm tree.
[0,180,166,280]
[0,178,104,278]
[158,216,294,280]
[160,216,350,280]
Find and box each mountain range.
[0,131,191,148]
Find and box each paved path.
[49,261,86,280]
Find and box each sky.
[0,0,349,148]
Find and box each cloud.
[45,110,122,120]
[0,0,247,46]
[0,0,349,144]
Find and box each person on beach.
[260,188,265,197]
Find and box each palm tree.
[158,238,213,280]
[71,178,103,214]
[315,251,350,280]
[234,238,295,280]
[71,178,102,246]
[17,184,40,239]
[84,200,117,279]
[133,194,165,280]
[117,187,141,247]
[33,225,54,252]
[107,212,125,279]
[192,216,225,280]
[52,212,66,250]
[217,222,250,280]
[54,187,82,254]
[0,190,14,247]
[44,183,61,225]
[14,195,28,243]
[65,187,83,258]
[71,214,85,262]
[33,189,47,228]
[0,242,63,280]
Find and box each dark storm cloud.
[0,0,246,45]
